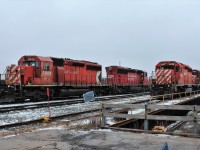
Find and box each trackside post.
[193,106,198,134]
[101,103,106,127]
[46,87,51,118]
[144,105,149,130]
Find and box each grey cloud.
[0,0,200,76]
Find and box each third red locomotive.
[151,61,200,96]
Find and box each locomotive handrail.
[150,90,200,104]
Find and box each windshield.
[156,65,174,70]
[20,61,39,68]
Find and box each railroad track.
[95,92,149,101]
[0,92,149,113]
[0,93,150,130]
[0,92,149,105]
[0,99,84,113]
[1,92,197,133]
[0,109,99,130]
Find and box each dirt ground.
[0,127,200,150]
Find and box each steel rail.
[0,92,149,113]
[0,92,150,129]
[0,109,99,129]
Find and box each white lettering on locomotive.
[42,71,51,76]
[128,74,135,81]
[108,75,114,79]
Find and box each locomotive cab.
[18,56,53,85]
[20,60,40,83]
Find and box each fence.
[101,103,200,134]
[150,90,200,104]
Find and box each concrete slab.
[0,128,200,150]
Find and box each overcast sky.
[0,0,200,77]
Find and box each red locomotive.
[192,70,200,84]
[151,61,200,95]
[7,56,102,86]
[105,66,149,93]
[5,56,102,101]
[1,55,149,102]
[106,66,148,85]
[0,74,6,98]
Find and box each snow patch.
[38,126,66,131]
[3,134,16,138]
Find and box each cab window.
[35,62,39,68]
[24,62,29,66]
[21,61,40,68]
[176,66,180,72]
[156,67,160,70]
[44,63,50,71]
[144,72,147,77]
[162,65,174,69]
[30,62,36,66]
